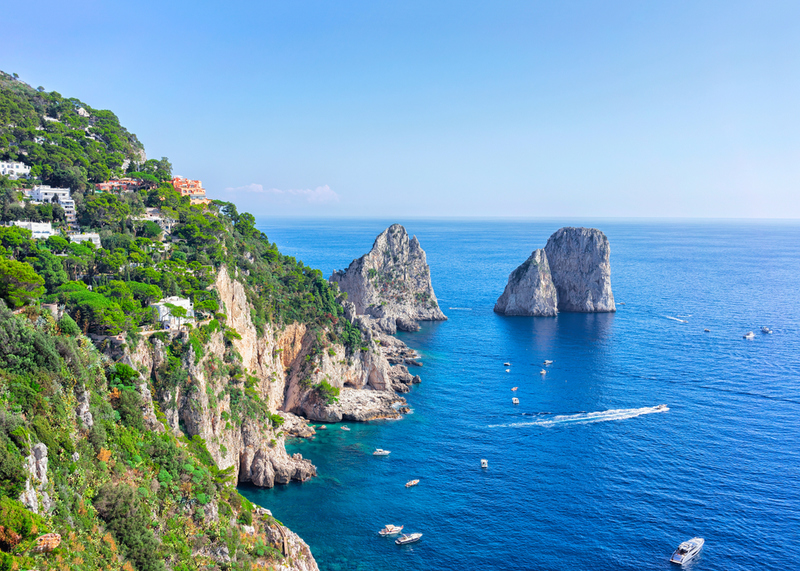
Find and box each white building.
[134,208,177,235]
[0,161,31,179]
[10,221,55,239]
[69,233,101,248]
[31,185,76,224]
[150,296,195,330]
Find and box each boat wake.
[448,307,473,310]
[665,316,688,323]
[489,405,669,428]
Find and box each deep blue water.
[242,219,800,571]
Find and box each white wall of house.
[10,220,55,239]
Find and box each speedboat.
[540,369,547,375]
[405,479,419,488]
[504,362,511,366]
[544,360,553,365]
[761,326,772,334]
[743,331,755,340]
[373,449,391,456]
[481,459,488,468]
[512,398,519,404]
[505,369,510,373]
[395,533,422,545]
[378,524,403,536]
[318,425,327,430]
[670,537,704,565]
[704,329,710,332]
[341,425,350,431]
[511,387,518,391]
[655,404,668,411]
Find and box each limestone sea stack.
[494,227,615,316]
[330,224,446,330]
[544,227,615,313]
[493,249,557,316]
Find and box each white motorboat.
[373,449,391,456]
[540,369,547,375]
[544,360,553,365]
[481,459,488,468]
[511,387,518,391]
[670,537,704,565]
[504,362,511,366]
[395,533,422,545]
[405,479,419,488]
[512,398,519,404]
[341,425,351,431]
[743,331,755,340]
[505,369,510,373]
[655,404,668,411]
[704,329,710,332]
[378,524,403,536]
[761,326,772,334]
[318,425,327,430]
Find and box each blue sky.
[4,1,800,218]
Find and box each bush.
[57,313,81,336]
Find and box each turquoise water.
[242,219,800,571]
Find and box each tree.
[0,259,45,308]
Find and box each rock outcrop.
[544,227,615,313]
[330,224,446,330]
[19,442,52,514]
[494,249,557,316]
[495,227,615,315]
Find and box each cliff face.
[544,227,616,313]
[330,224,446,330]
[128,266,417,489]
[494,249,557,316]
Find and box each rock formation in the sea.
[544,227,615,313]
[493,249,558,316]
[494,227,615,315]
[330,224,446,331]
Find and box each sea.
[241,219,800,571]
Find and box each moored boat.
[512,398,519,404]
[743,331,755,340]
[761,326,772,334]
[670,537,704,565]
[395,533,422,545]
[341,425,350,431]
[405,479,419,488]
[318,425,327,430]
[511,387,518,391]
[378,524,403,536]
[504,362,511,366]
[373,448,391,456]
[481,459,488,468]
[544,360,553,365]
[540,369,547,375]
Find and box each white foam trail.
[448,307,473,310]
[489,405,669,428]
[665,316,688,323]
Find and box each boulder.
[494,249,558,316]
[544,227,615,312]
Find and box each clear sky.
[4,1,800,218]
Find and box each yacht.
[341,425,351,431]
[544,360,553,365]
[318,425,327,430]
[761,326,772,334]
[481,459,488,468]
[511,387,518,391]
[378,524,403,536]
[670,537,704,565]
[395,533,422,545]
[405,479,420,488]
[704,329,710,332]
[540,369,547,375]
[512,398,519,404]
[373,449,391,456]
[504,362,511,366]
[743,331,755,340]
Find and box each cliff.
[495,227,615,315]
[544,227,616,313]
[330,224,446,331]
[494,249,558,316]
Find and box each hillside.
[0,71,152,190]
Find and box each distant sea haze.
[242,219,800,571]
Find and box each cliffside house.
[96,178,142,192]
[171,176,212,205]
[133,207,177,235]
[10,220,55,239]
[150,296,195,330]
[0,161,31,179]
[69,233,101,248]
[31,185,77,225]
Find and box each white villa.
[0,161,31,179]
[10,221,55,239]
[150,296,195,330]
[69,233,101,247]
[31,185,76,224]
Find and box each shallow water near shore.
[241,219,800,571]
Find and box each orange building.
[171,176,211,205]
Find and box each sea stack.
[544,227,615,313]
[330,224,446,330]
[494,227,615,315]
[493,249,557,316]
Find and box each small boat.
[341,425,351,431]
[743,331,755,340]
[481,459,488,468]
[373,449,391,456]
[511,387,518,391]
[544,360,553,365]
[405,479,419,488]
[505,369,510,373]
[378,524,403,536]
[655,404,668,411]
[318,425,327,430]
[512,398,519,404]
[761,326,772,334]
[503,362,511,366]
[704,329,710,332]
[395,533,422,545]
[539,369,547,375]
[670,537,704,565]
